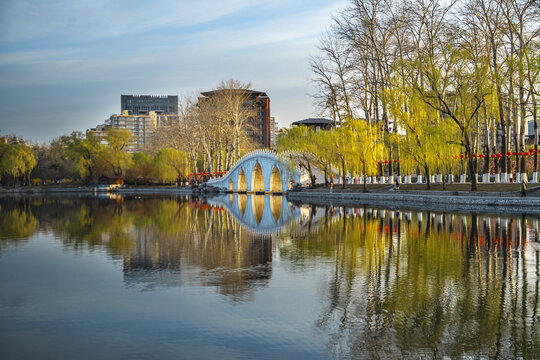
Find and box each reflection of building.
[199,89,271,148]
[121,95,178,115]
[122,206,273,302]
[291,118,335,131]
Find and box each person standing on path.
[521,180,527,197]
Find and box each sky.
[0,0,349,143]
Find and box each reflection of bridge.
[207,194,302,235]
[207,150,301,193]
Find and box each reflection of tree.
[0,200,38,250]
[121,199,272,302]
[0,196,272,302]
[278,208,540,358]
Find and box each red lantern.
[394,159,398,163]
[460,154,465,159]
[512,151,516,156]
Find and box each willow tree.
[153,148,190,184]
[386,74,443,190]
[100,128,133,177]
[348,119,383,192]
[61,131,101,181]
[413,23,490,191]
[276,125,319,187]
[0,141,36,185]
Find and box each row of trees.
[277,120,462,191]
[1,79,261,186]
[310,0,540,190]
[150,80,261,177]
[54,129,190,184]
[1,129,191,186]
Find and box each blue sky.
[0,0,348,143]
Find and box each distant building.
[291,118,335,131]
[270,117,278,149]
[273,127,288,149]
[199,89,271,148]
[121,95,178,115]
[86,123,109,145]
[107,110,158,152]
[0,135,26,145]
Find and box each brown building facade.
[199,89,271,148]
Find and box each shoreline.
[2,185,540,214]
[0,186,194,195]
[286,190,540,215]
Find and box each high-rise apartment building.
[199,89,271,148]
[107,110,158,152]
[121,95,178,115]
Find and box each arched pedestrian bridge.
[207,150,301,193]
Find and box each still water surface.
[1,194,540,359]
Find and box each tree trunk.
[466,141,478,191]
[363,162,367,193]
[425,165,431,190]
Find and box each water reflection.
[207,194,301,235]
[278,207,540,358]
[0,196,279,302]
[1,195,540,358]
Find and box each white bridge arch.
[207,150,301,193]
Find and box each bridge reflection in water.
[207,194,302,235]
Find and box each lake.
[1,194,539,359]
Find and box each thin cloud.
[0,0,348,142]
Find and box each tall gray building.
[121,95,178,115]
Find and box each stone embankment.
[287,188,540,214]
[3,184,540,214]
